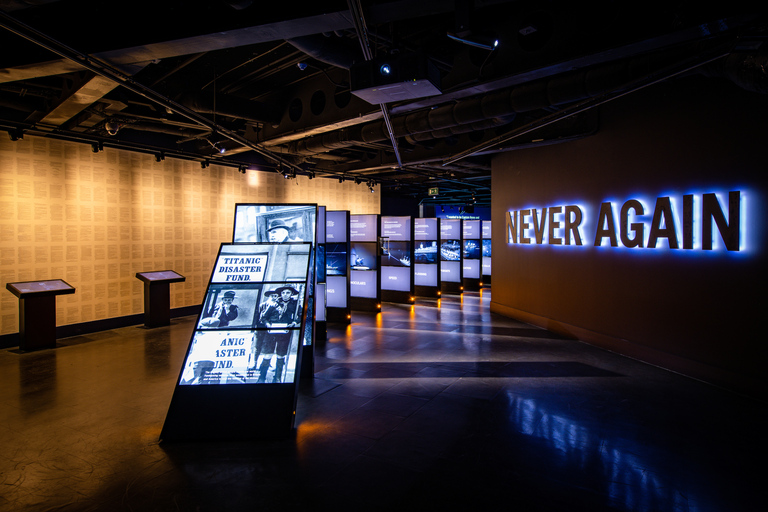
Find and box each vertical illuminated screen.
[179,243,310,386]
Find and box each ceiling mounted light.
[91,141,103,153]
[104,121,121,136]
[297,62,308,71]
[155,152,165,162]
[201,160,210,168]
[8,129,23,141]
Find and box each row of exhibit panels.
[230,204,491,326]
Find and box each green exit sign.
[429,187,439,196]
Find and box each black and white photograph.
[414,241,438,263]
[381,241,411,267]
[180,330,255,385]
[250,283,305,384]
[233,204,316,243]
[198,284,260,330]
[440,240,462,261]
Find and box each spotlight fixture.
[91,141,103,153]
[368,181,376,193]
[308,172,315,180]
[215,143,226,154]
[338,177,344,183]
[155,152,165,162]
[8,129,23,141]
[238,165,247,174]
[201,160,210,168]
[355,178,361,185]
[297,62,308,71]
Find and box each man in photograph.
[202,290,239,327]
[254,285,300,383]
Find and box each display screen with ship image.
[326,243,347,276]
[440,240,461,261]
[381,242,411,267]
[414,241,438,264]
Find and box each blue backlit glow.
[507,190,747,254]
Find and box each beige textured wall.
[0,135,379,335]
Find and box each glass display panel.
[350,270,378,298]
[440,240,461,261]
[350,243,378,270]
[381,216,411,241]
[326,211,348,242]
[482,239,492,258]
[350,214,378,242]
[316,245,326,282]
[463,259,480,279]
[233,204,316,243]
[317,206,326,243]
[440,219,460,240]
[326,276,348,308]
[463,240,481,259]
[381,266,411,292]
[381,241,411,267]
[482,220,492,239]
[414,218,438,240]
[483,258,492,276]
[315,283,326,321]
[326,243,347,276]
[441,261,461,282]
[463,220,480,239]
[414,241,438,263]
[179,243,310,386]
[414,264,438,287]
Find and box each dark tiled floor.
[1,290,765,511]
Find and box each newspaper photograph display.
[179,243,310,386]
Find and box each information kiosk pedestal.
[136,271,186,328]
[6,280,75,351]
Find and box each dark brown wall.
[491,75,768,397]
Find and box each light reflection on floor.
[0,290,764,511]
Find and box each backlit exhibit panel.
[414,264,438,287]
[316,283,326,322]
[178,243,310,386]
[414,241,438,263]
[350,214,378,241]
[317,206,326,243]
[381,266,411,292]
[350,270,378,298]
[440,218,461,241]
[381,216,411,241]
[233,204,317,244]
[463,220,480,240]
[441,261,461,282]
[350,243,378,270]
[381,241,411,266]
[326,243,348,276]
[482,220,492,240]
[463,240,481,259]
[326,211,348,242]
[482,240,492,276]
[440,240,461,261]
[326,276,348,308]
[415,218,438,240]
[463,259,480,279]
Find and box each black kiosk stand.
[135,271,186,328]
[6,279,76,351]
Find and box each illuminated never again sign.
[507,191,742,251]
